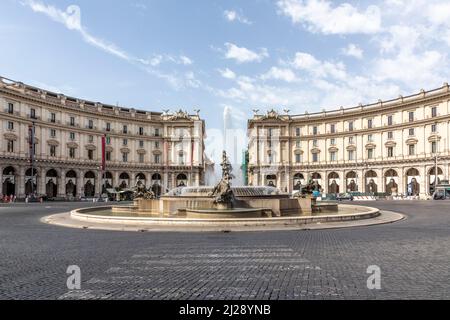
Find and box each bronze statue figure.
[209,151,235,206]
[386,178,398,195]
[133,180,157,200]
[347,179,357,192]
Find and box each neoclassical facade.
[248,84,450,198]
[0,77,207,199]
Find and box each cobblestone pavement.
[0,201,449,299]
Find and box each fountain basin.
[182,207,264,219]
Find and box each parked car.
[336,193,354,201]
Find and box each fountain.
[44,151,397,232]
[115,151,317,218]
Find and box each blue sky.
[2,0,450,163]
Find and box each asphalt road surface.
[0,200,449,299]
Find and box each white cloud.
[218,68,236,79]
[24,0,132,61]
[261,67,298,82]
[341,44,363,59]
[224,10,252,25]
[224,43,269,63]
[277,0,382,34]
[22,0,195,89]
[373,50,445,87]
[291,52,347,80]
[179,55,193,65]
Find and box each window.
[106,151,111,161]
[123,125,128,134]
[122,152,128,162]
[295,127,301,136]
[431,106,437,118]
[388,131,394,139]
[408,111,414,122]
[409,128,415,136]
[139,140,144,148]
[312,153,318,163]
[69,132,75,140]
[139,153,144,163]
[268,128,273,137]
[106,136,111,145]
[180,153,185,165]
[106,122,111,132]
[50,113,56,123]
[348,121,354,131]
[387,115,393,126]
[330,138,336,145]
[30,108,36,119]
[367,149,374,159]
[349,136,354,144]
[50,129,56,138]
[330,151,336,162]
[313,126,318,135]
[409,144,415,156]
[387,147,394,158]
[431,124,437,133]
[155,128,160,137]
[7,103,13,114]
[88,119,94,129]
[295,153,301,163]
[123,139,128,146]
[368,134,373,142]
[312,139,318,147]
[431,141,437,154]
[50,145,56,157]
[348,150,354,161]
[7,121,14,130]
[155,141,160,149]
[139,127,144,136]
[87,149,94,160]
[331,124,336,134]
[69,148,76,159]
[295,140,300,148]
[368,119,373,129]
[7,140,14,153]
[70,116,75,126]
[88,135,94,143]
[154,154,160,164]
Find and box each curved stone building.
[0,77,207,199]
[248,84,450,198]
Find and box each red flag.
[101,135,106,170]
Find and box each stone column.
[114,171,120,188]
[95,170,102,197]
[398,168,405,195]
[130,172,136,188]
[39,167,46,196]
[0,167,3,196]
[420,165,427,198]
[76,170,83,197]
[18,166,25,197]
[58,169,66,198]
[357,169,364,193]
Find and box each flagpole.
[100,134,106,201]
[29,122,36,199]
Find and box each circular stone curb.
[41,204,405,232]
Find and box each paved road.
[0,201,449,299]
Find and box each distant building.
[247,84,450,198]
[0,76,207,199]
